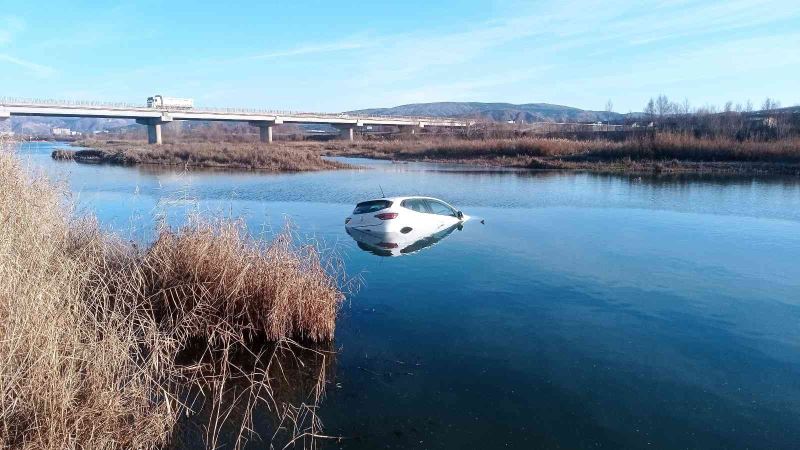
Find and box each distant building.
[52,128,81,136]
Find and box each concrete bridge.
[0,97,469,144]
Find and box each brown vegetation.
[0,144,344,449]
[321,133,800,174]
[64,139,351,172]
[67,126,800,175]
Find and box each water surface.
[17,142,800,449]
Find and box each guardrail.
[0,96,464,124]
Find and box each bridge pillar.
[136,116,171,145]
[147,123,162,145]
[249,121,276,143]
[260,125,273,143]
[333,124,355,141]
[398,125,422,135]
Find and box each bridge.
[0,97,470,144]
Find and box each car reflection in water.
[346,223,463,257]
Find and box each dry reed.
[0,140,344,449]
[320,134,800,173]
[68,133,800,174]
[68,140,351,172]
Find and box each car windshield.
[353,200,392,214]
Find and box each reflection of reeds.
[174,338,337,449]
[0,145,344,449]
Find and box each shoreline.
[323,150,800,176]
[52,137,800,177]
[53,140,353,173]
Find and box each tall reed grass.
[318,133,800,173]
[324,134,800,163]
[67,140,351,172]
[0,140,343,449]
[69,132,800,174]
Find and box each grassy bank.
[322,134,800,175]
[60,139,350,172]
[0,144,343,448]
[65,133,800,175]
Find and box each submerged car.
[344,196,467,235]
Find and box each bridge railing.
[0,96,144,110]
[0,96,466,124]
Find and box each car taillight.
[375,213,398,220]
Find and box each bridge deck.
[0,99,468,128]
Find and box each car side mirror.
[457,211,464,219]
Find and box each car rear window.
[353,200,392,214]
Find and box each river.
[16,141,800,449]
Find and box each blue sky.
[0,0,798,112]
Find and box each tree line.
[637,94,797,141]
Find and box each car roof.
[356,196,448,204]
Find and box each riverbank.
[62,134,800,175]
[322,134,800,175]
[56,139,351,172]
[0,146,343,448]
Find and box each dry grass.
[322,134,800,162]
[321,134,800,174]
[144,219,341,343]
[0,140,344,449]
[66,140,350,172]
[68,132,800,175]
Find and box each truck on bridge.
[146,95,193,110]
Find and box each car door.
[400,198,434,231]
[423,199,459,229]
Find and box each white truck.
[146,95,194,110]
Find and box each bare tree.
[762,97,781,111]
[644,98,656,124]
[655,94,670,117]
[682,98,691,115]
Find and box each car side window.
[403,199,431,213]
[425,200,456,217]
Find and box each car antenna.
[379,185,385,198]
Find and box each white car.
[344,196,467,235]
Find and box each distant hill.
[349,102,624,123]
[9,117,131,135]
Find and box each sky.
[0,0,798,113]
